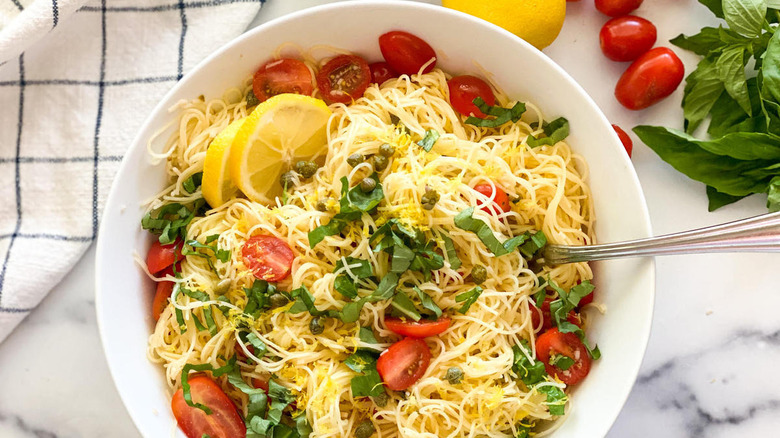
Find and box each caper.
[295,160,318,178]
[445,367,464,384]
[420,187,440,210]
[355,420,376,438]
[379,143,396,157]
[315,199,330,212]
[360,177,377,193]
[246,90,260,107]
[279,171,297,189]
[389,114,401,125]
[471,264,488,284]
[372,154,389,171]
[268,293,289,308]
[372,391,389,407]
[347,153,364,167]
[309,316,325,335]
[214,278,231,295]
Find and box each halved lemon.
[230,93,332,204]
[202,117,245,207]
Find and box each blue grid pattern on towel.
[0,0,265,314]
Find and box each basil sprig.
[638,0,780,212]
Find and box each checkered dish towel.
[0,0,265,343]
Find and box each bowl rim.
[95,1,656,437]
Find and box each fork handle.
[542,211,780,265]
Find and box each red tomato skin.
[369,62,399,84]
[612,124,634,157]
[473,183,511,214]
[599,16,657,62]
[385,317,451,338]
[316,55,372,104]
[252,58,314,102]
[378,31,437,76]
[146,238,183,274]
[535,328,592,385]
[171,376,246,438]
[595,0,643,17]
[447,75,496,118]
[376,338,431,391]
[615,47,684,110]
[152,280,174,321]
[578,291,595,307]
[242,235,295,282]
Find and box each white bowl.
[95,2,655,437]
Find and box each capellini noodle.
[144,53,595,438]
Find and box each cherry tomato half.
[535,328,592,385]
[252,58,314,103]
[615,47,684,110]
[473,183,511,214]
[448,75,496,118]
[578,290,595,307]
[152,280,174,321]
[378,31,437,76]
[171,376,246,438]
[369,61,399,85]
[316,55,372,104]
[599,16,657,62]
[376,337,431,391]
[612,124,633,157]
[385,317,451,338]
[595,0,643,17]
[146,238,183,274]
[529,297,583,333]
[242,235,295,282]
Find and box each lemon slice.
[230,94,332,204]
[202,118,245,207]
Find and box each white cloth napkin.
[0,0,265,343]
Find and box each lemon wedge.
[202,117,245,207]
[230,94,332,204]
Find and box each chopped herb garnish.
[413,286,442,318]
[390,292,422,321]
[455,286,483,314]
[417,129,440,152]
[345,350,386,398]
[334,275,358,299]
[240,332,268,359]
[464,97,526,128]
[526,117,570,148]
[183,172,203,194]
[519,231,547,259]
[242,279,282,318]
[548,280,601,359]
[537,383,568,416]
[182,234,230,274]
[334,257,374,278]
[141,199,206,244]
[512,343,547,386]
[308,176,384,248]
[454,207,529,256]
[549,354,575,371]
[181,357,236,414]
[438,230,462,270]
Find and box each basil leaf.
[537,384,568,416]
[183,172,203,194]
[308,218,348,248]
[768,176,780,211]
[417,129,440,152]
[371,272,400,301]
[345,350,378,373]
[633,125,780,196]
[345,174,384,212]
[464,98,526,128]
[359,327,380,345]
[334,257,373,278]
[709,78,766,137]
[671,27,728,56]
[723,0,766,38]
[390,238,415,273]
[351,368,385,398]
[682,56,725,133]
[512,343,546,386]
[181,358,236,414]
[334,275,358,299]
[698,0,725,17]
[295,414,313,438]
[390,292,422,321]
[526,117,569,148]
[716,45,752,116]
[413,286,442,318]
[175,307,187,333]
[519,231,547,259]
[549,354,575,371]
[438,231,462,269]
[454,207,530,256]
[203,306,217,336]
[706,185,746,211]
[141,199,205,244]
[309,176,384,248]
[244,332,268,359]
[761,29,780,104]
[455,286,483,314]
[289,286,335,317]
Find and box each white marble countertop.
[2,1,780,437]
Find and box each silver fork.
[542,211,780,265]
